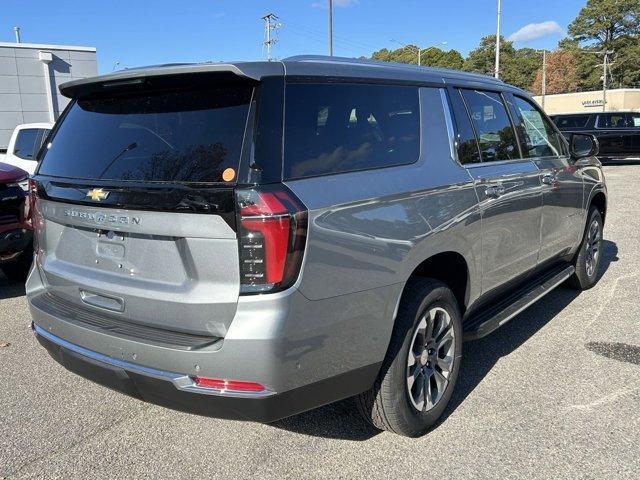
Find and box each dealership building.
[0,41,97,150]
[533,88,640,115]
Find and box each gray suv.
[27,56,607,437]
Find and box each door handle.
[541,173,556,185]
[485,184,505,198]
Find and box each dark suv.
[551,111,640,163]
[28,56,606,437]
[0,162,32,281]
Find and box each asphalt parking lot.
[1,165,639,479]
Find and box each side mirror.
[570,133,599,160]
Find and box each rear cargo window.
[283,83,420,179]
[37,86,252,183]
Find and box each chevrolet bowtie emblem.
[86,188,109,202]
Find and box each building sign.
[582,99,606,108]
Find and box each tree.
[530,50,579,95]
[371,45,464,70]
[568,0,640,48]
[463,35,542,90]
[568,0,640,89]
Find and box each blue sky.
[2,0,587,74]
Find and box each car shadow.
[271,240,619,441]
[0,273,26,300]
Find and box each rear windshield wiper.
[98,142,138,179]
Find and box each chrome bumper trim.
[33,323,275,399]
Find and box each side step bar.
[463,265,575,341]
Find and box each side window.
[627,113,640,128]
[283,83,420,179]
[13,128,40,160]
[554,115,590,129]
[598,113,628,129]
[449,89,481,164]
[460,89,520,162]
[510,96,561,159]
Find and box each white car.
[2,123,54,175]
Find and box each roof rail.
[283,55,503,84]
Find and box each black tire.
[568,206,603,290]
[0,250,33,283]
[356,278,462,437]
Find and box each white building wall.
[0,42,97,150]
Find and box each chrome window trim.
[33,323,276,399]
[439,88,459,165]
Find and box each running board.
[463,265,575,341]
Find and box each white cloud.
[311,0,359,8]
[508,21,564,43]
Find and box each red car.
[0,162,32,281]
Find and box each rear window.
[553,115,590,129]
[38,86,252,183]
[283,83,420,179]
[14,128,49,160]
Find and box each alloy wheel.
[406,306,456,412]
[585,218,601,278]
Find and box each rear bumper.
[34,323,379,422]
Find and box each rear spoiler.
[59,61,284,98]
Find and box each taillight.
[29,179,44,255]
[236,185,307,294]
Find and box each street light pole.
[494,0,501,78]
[390,40,447,67]
[328,0,333,56]
[541,50,547,109]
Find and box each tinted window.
[449,89,481,164]
[511,96,561,158]
[38,86,252,183]
[629,113,640,128]
[598,113,628,129]
[13,128,40,159]
[553,115,590,129]
[283,84,420,179]
[460,89,519,162]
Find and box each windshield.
[37,85,253,183]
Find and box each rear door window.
[459,89,520,162]
[597,113,628,129]
[510,96,562,159]
[38,86,253,183]
[283,83,420,179]
[13,128,40,159]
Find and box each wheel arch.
[401,251,471,317]
[590,190,607,224]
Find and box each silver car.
[28,56,607,437]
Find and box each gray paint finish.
[26,56,607,421]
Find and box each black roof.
[60,55,510,98]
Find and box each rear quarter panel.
[285,87,482,364]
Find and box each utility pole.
[602,50,610,112]
[328,0,333,56]
[494,0,501,78]
[541,50,547,110]
[262,13,280,61]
